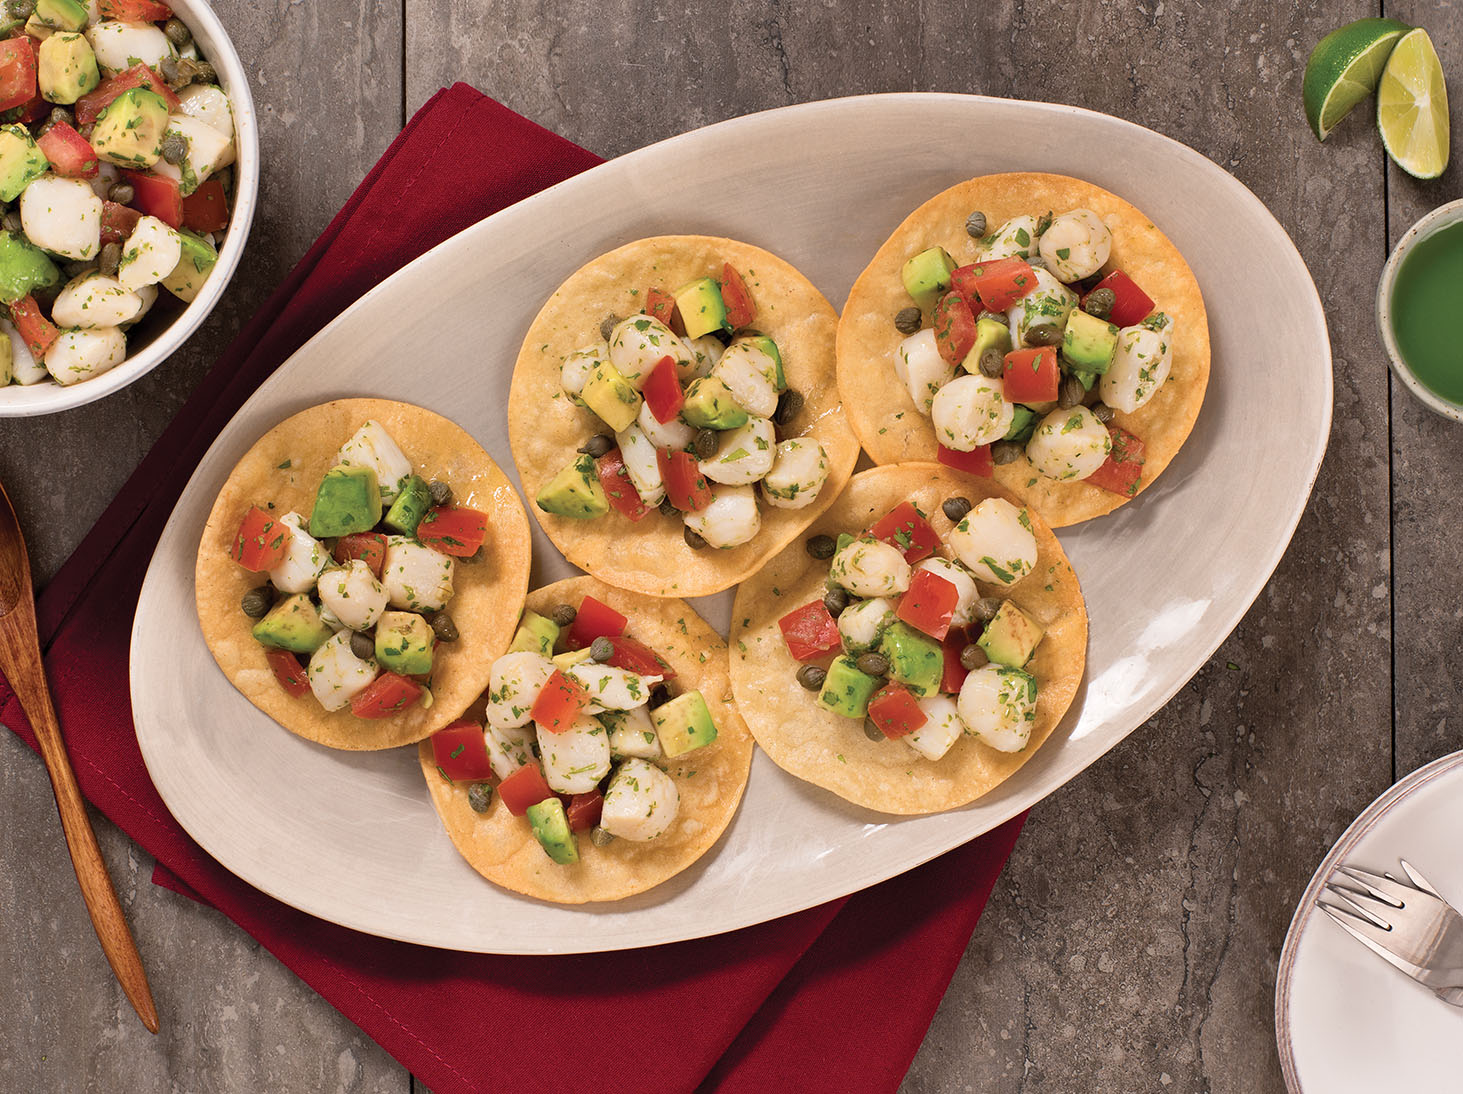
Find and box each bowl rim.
[1375,197,1463,424]
[0,0,260,417]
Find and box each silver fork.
[1320,859,1463,1006]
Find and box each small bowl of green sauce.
[1378,199,1463,422]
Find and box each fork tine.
[1322,883,1394,929]
[1399,859,1446,902]
[1335,865,1410,907]
[1319,903,1427,980]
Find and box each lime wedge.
[1303,17,1410,140]
[1377,28,1451,179]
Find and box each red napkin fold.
[0,84,1026,1094]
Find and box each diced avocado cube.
[652,690,719,757]
[383,474,431,535]
[526,797,579,865]
[536,454,609,520]
[739,333,786,391]
[251,594,334,655]
[0,228,59,302]
[1004,404,1038,444]
[581,359,642,432]
[681,375,748,430]
[901,246,957,311]
[507,610,560,656]
[877,621,943,697]
[37,32,98,104]
[961,316,1013,374]
[374,610,436,676]
[309,464,382,538]
[977,601,1045,668]
[1061,309,1119,374]
[159,229,218,303]
[673,276,728,339]
[816,655,881,719]
[0,127,49,203]
[552,647,594,671]
[33,0,86,31]
[91,87,169,169]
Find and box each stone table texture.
[0,0,1457,1090]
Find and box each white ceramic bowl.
[1376,197,1463,423]
[0,0,258,417]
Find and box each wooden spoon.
[0,478,158,1034]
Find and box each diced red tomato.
[642,355,684,424]
[182,178,229,232]
[229,505,291,571]
[101,201,141,245]
[932,291,977,365]
[498,763,553,817]
[896,568,960,642]
[99,0,174,21]
[429,719,494,782]
[565,596,628,650]
[955,257,1039,313]
[1002,346,1060,404]
[36,121,97,179]
[3,91,45,125]
[265,649,310,698]
[869,501,939,563]
[600,635,676,678]
[417,505,488,556]
[332,532,388,577]
[1084,426,1146,497]
[595,447,651,522]
[0,37,36,114]
[121,170,182,228]
[720,263,756,330]
[8,295,56,358]
[75,63,180,126]
[778,600,843,662]
[657,447,712,513]
[565,790,604,832]
[529,670,591,733]
[940,625,973,695]
[867,683,928,739]
[349,673,424,719]
[936,442,994,478]
[1085,270,1155,328]
[644,287,681,333]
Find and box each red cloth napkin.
[0,84,1027,1094]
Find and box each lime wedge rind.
[1302,17,1410,140]
[1377,28,1450,179]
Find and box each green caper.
[47,106,73,129]
[159,55,182,86]
[108,182,135,205]
[193,60,216,83]
[161,132,189,166]
[1083,287,1116,320]
[795,664,827,691]
[823,586,851,617]
[941,496,972,523]
[965,210,988,238]
[6,0,34,18]
[590,825,616,847]
[599,314,620,341]
[894,306,922,335]
[1026,322,1063,347]
[1058,374,1086,409]
[975,309,1008,325]
[589,636,614,662]
[349,631,375,660]
[1092,402,1116,424]
[98,242,121,278]
[657,494,677,517]
[467,782,493,813]
[960,644,987,671]
[163,16,192,47]
[577,433,614,458]
[855,652,890,677]
[428,612,459,642]
[1,210,20,234]
[683,525,708,550]
[428,480,454,507]
[693,428,718,460]
[806,533,836,560]
[1025,255,1048,272]
[63,260,93,278]
[648,683,672,709]
[863,719,885,742]
[240,585,273,618]
[978,346,1005,378]
[773,388,804,426]
[549,603,576,628]
[1035,212,1053,235]
[975,597,1003,622]
[991,440,1024,465]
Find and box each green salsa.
[1390,220,1463,405]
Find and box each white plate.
[131,93,1331,954]
[1277,751,1463,1092]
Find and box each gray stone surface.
[2,0,1454,1090]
